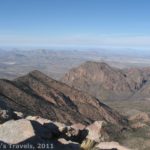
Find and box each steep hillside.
[0,70,127,126]
[132,81,150,100]
[62,61,133,100]
[124,68,150,90]
[62,61,150,100]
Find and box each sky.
[0,0,150,49]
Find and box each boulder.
[81,138,97,150]
[86,121,109,142]
[26,116,67,138]
[65,126,79,137]
[26,116,51,125]
[13,111,24,119]
[53,121,67,132]
[95,141,131,150]
[59,124,87,143]
[71,123,86,130]
[26,116,64,134]
[0,119,36,144]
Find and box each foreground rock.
[95,141,131,150]
[86,121,109,142]
[0,116,134,150]
[26,116,51,125]
[0,119,36,144]
[0,118,83,149]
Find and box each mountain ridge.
[0,70,127,126]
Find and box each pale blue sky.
[0,0,150,48]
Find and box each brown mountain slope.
[61,61,150,100]
[124,67,150,90]
[0,70,127,126]
[131,81,150,100]
[120,67,150,101]
[0,79,84,124]
[61,61,133,100]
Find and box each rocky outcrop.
[0,119,36,144]
[95,141,131,150]
[85,121,109,142]
[0,115,131,150]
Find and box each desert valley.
[0,49,150,149]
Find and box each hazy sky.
[0,0,150,48]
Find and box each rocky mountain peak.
[62,61,133,100]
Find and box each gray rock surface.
[86,121,109,142]
[0,119,36,144]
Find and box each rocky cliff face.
[62,61,150,100]
[0,70,127,126]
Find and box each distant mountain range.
[1,49,150,80]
